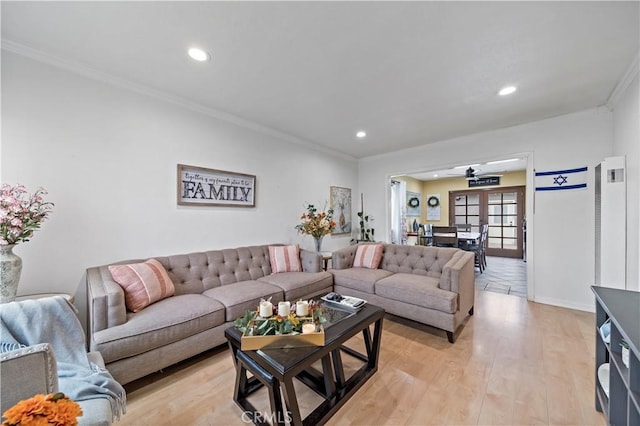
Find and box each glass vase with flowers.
[0,184,54,303]
[295,203,336,252]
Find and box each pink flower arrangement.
[0,184,54,246]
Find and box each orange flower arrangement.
[2,393,82,426]
[295,203,336,238]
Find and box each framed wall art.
[406,191,421,217]
[177,164,256,207]
[426,194,441,220]
[330,186,352,235]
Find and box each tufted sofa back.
[332,243,469,291]
[154,245,273,295]
[380,244,460,277]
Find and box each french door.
[449,186,525,259]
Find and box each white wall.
[359,108,613,311]
[612,73,639,291]
[1,52,358,325]
[3,48,635,323]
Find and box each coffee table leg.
[228,341,239,367]
[362,326,372,359]
[369,317,384,368]
[234,359,248,400]
[281,378,303,426]
[268,381,285,426]
[321,354,336,397]
[331,349,345,388]
[230,342,246,400]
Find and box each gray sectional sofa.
[86,245,332,385]
[331,243,475,342]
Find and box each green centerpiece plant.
[234,299,326,336]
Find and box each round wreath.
[408,197,420,208]
[427,196,440,207]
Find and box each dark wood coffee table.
[225,303,384,426]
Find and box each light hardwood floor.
[119,290,605,426]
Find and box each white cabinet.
[595,156,626,289]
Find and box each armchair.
[1,344,114,425]
[0,297,125,425]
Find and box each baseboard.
[533,296,595,313]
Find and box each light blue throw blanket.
[0,296,126,421]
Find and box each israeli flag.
[535,166,588,191]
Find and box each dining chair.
[465,224,487,273]
[455,223,473,249]
[432,226,458,247]
[455,223,471,232]
[481,224,489,269]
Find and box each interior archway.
[388,153,534,300]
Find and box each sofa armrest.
[299,249,323,272]
[439,250,474,292]
[331,245,359,269]
[439,250,475,312]
[0,343,59,413]
[86,266,127,348]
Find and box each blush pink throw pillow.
[353,244,384,269]
[109,259,175,312]
[269,245,303,273]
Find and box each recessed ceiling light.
[356,131,367,138]
[433,174,439,178]
[498,86,517,96]
[188,47,210,62]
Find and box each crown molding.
[605,53,639,111]
[1,39,356,162]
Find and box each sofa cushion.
[108,259,175,312]
[268,245,302,273]
[330,268,394,294]
[203,280,283,321]
[258,271,333,301]
[92,294,224,363]
[375,273,458,313]
[353,244,384,269]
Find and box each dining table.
[457,231,481,251]
[458,231,481,242]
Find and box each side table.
[320,252,332,270]
[15,293,75,304]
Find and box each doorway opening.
[388,154,532,299]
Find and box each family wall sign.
[177,164,256,207]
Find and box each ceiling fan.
[462,167,503,181]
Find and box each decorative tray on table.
[240,323,325,351]
[321,292,367,312]
[234,299,326,350]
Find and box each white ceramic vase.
[0,244,22,303]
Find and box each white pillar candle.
[302,323,316,334]
[278,301,290,317]
[259,301,273,318]
[296,300,309,317]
